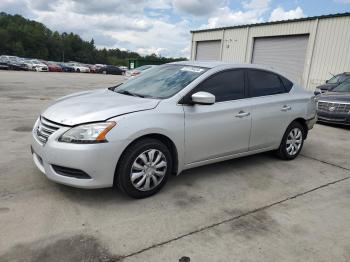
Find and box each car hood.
[318,92,350,103]
[317,83,337,90]
[42,89,160,126]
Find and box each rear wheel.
[276,121,305,160]
[116,138,172,198]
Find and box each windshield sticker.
[180,67,204,73]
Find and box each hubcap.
[286,128,303,156]
[130,149,167,191]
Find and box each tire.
[116,138,172,199]
[76,68,80,73]
[276,121,306,160]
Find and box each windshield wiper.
[108,83,122,91]
[117,90,145,98]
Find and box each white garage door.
[195,40,221,60]
[252,35,309,84]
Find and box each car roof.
[170,60,231,68]
[170,60,289,79]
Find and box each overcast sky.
[1,0,349,57]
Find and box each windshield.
[332,81,350,92]
[327,74,349,84]
[116,64,207,99]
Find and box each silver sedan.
[31,61,317,198]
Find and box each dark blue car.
[58,63,75,72]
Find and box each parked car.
[27,59,49,72]
[66,62,90,73]
[316,72,350,93]
[95,64,106,70]
[42,61,62,72]
[0,56,29,71]
[316,80,350,125]
[58,63,75,72]
[125,65,157,78]
[0,57,9,70]
[97,65,124,75]
[0,63,9,70]
[21,59,37,71]
[31,61,316,198]
[119,66,128,72]
[85,64,97,73]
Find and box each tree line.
[0,12,186,66]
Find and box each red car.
[42,61,63,72]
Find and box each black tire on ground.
[275,121,306,160]
[116,138,172,199]
[76,68,80,73]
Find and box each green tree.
[0,12,187,65]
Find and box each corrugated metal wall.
[251,35,309,83]
[191,15,350,89]
[308,16,350,88]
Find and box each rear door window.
[280,75,293,92]
[247,69,286,97]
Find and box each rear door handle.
[281,105,292,112]
[235,111,250,118]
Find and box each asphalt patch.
[172,190,205,208]
[0,207,10,213]
[13,126,32,132]
[0,234,122,262]
[228,210,279,240]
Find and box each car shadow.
[317,121,350,130]
[55,152,276,206]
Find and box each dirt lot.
[0,71,350,262]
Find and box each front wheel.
[116,138,172,198]
[276,121,305,160]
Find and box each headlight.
[58,121,116,143]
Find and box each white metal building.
[190,13,350,89]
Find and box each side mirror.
[325,80,329,84]
[191,92,216,105]
[314,88,322,96]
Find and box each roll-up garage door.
[252,35,309,84]
[195,40,221,60]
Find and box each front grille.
[52,165,91,179]
[317,101,350,113]
[36,117,63,144]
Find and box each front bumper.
[36,66,48,72]
[306,116,317,130]
[317,111,350,126]
[31,123,126,189]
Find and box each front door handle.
[281,105,292,112]
[235,111,250,118]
